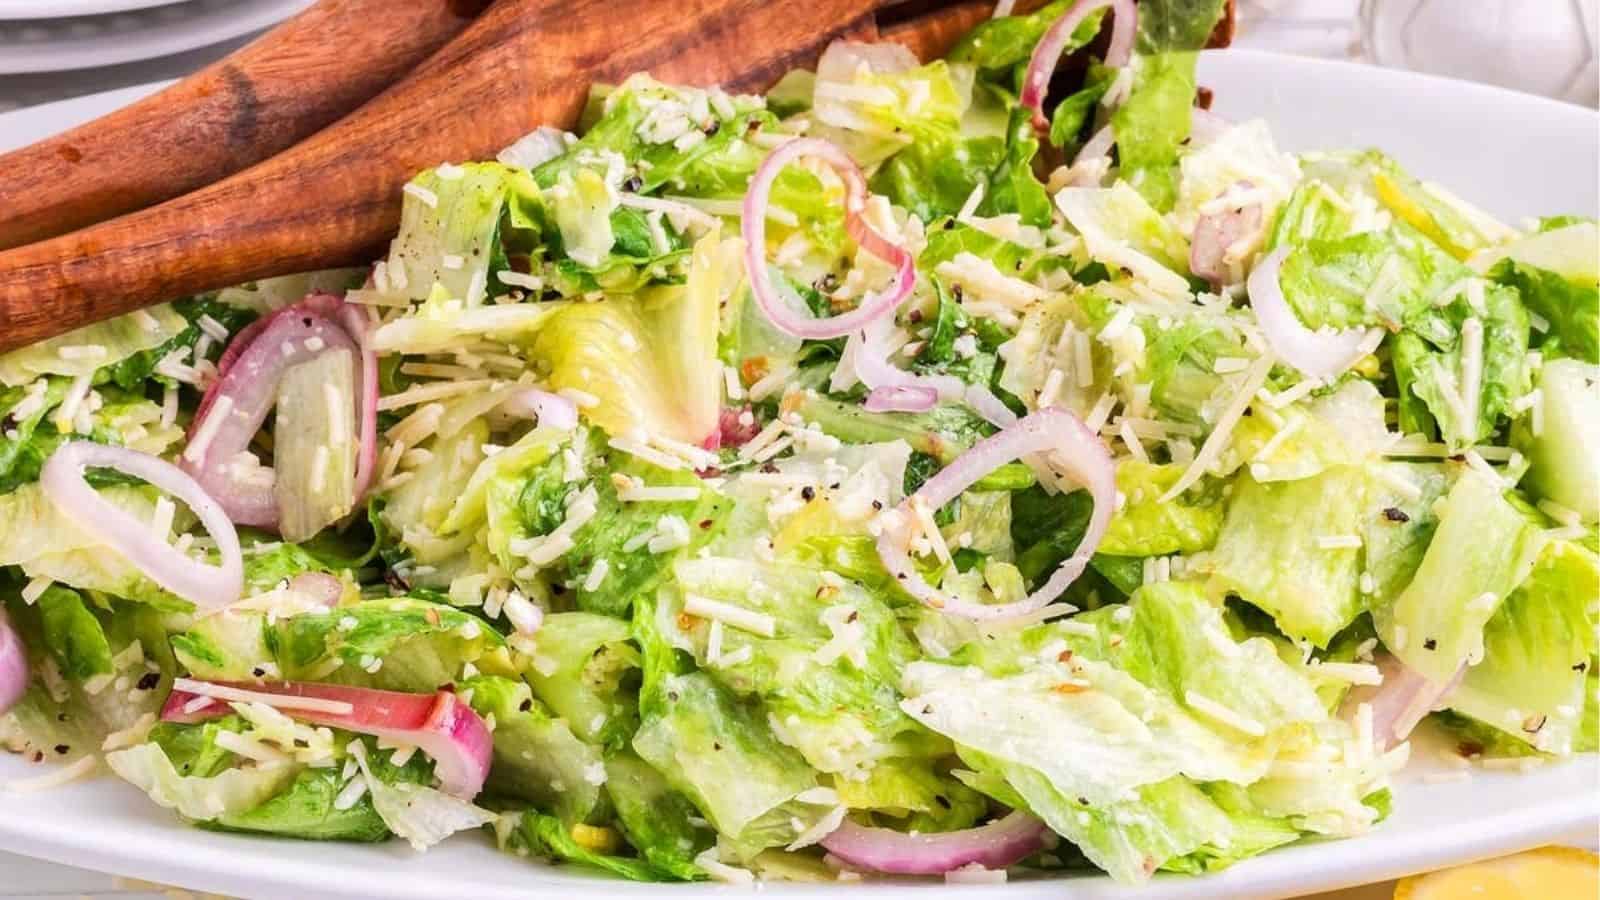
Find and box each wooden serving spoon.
[0,0,489,252]
[0,0,933,353]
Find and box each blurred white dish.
[0,0,310,75]
[0,0,186,20]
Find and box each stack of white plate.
[0,0,312,77]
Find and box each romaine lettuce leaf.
[463,674,605,825]
[1447,539,1597,755]
[1514,358,1599,522]
[1372,470,1546,686]
[0,306,189,388]
[530,233,724,445]
[1490,259,1598,363]
[1201,466,1370,646]
[664,557,930,774]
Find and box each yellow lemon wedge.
[1394,847,1599,900]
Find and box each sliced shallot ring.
[184,298,362,527]
[877,408,1114,620]
[1021,0,1137,132]
[162,679,493,798]
[819,810,1050,875]
[42,441,243,610]
[743,138,914,340]
[865,385,939,413]
[1248,247,1381,380]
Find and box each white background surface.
[0,2,1594,898]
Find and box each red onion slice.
[287,572,344,608]
[743,138,914,340]
[498,387,578,431]
[865,385,939,413]
[877,408,1114,620]
[820,810,1049,875]
[1343,653,1466,750]
[964,384,1018,429]
[0,610,29,716]
[41,442,244,610]
[185,294,373,529]
[1021,0,1137,132]
[163,679,493,799]
[1190,181,1263,289]
[1247,247,1379,380]
[1074,123,1117,166]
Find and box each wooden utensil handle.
[0,0,486,252]
[0,0,887,354]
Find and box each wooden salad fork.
[0,0,490,251]
[0,0,983,352]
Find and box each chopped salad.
[1,0,1596,887]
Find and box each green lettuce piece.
[104,296,258,392]
[173,597,508,691]
[370,283,561,355]
[833,756,986,832]
[525,612,639,747]
[376,415,486,573]
[904,595,1354,881]
[209,768,389,841]
[1373,470,1546,686]
[441,424,568,541]
[0,483,184,609]
[522,451,733,619]
[1099,461,1224,556]
[0,378,68,493]
[631,597,816,853]
[1489,259,1597,363]
[1275,225,1462,333]
[386,163,542,306]
[463,675,605,825]
[0,305,189,387]
[1360,462,1451,603]
[548,166,618,268]
[0,380,184,492]
[1110,51,1198,211]
[788,393,991,464]
[2,591,173,755]
[948,0,1104,75]
[1057,182,1190,276]
[1392,281,1530,449]
[105,741,297,823]
[272,349,359,543]
[1471,221,1597,284]
[535,76,769,198]
[664,557,930,774]
[35,585,113,681]
[872,135,1006,227]
[531,234,725,445]
[1136,0,1230,52]
[496,810,672,882]
[1049,64,1115,152]
[1220,380,1392,484]
[1514,359,1599,522]
[916,581,1383,881]
[1202,466,1370,647]
[604,749,710,880]
[1446,540,1597,755]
